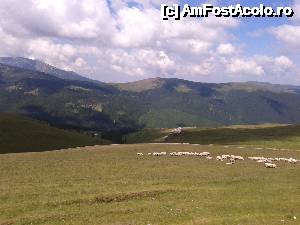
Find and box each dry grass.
[0,144,299,225]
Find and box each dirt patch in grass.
[48,189,174,207]
[0,222,14,225]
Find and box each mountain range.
[1,57,300,136]
[0,57,97,82]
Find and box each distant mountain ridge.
[1,58,300,133]
[116,78,300,94]
[0,57,98,83]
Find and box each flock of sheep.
[136,148,299,169]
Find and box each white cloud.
[226,55,295,83]
[227,58,265,76]
[217,43,236,55]
[270,25,300,49]
[124,0,179,8]
[0,28,24,56]
[112,7,160,48]
[292,0,300,22]
[274,56,293,68]
[27,39,76,62]
[164,39,212,56]
[0,0,298,84]
[269,0,300,50]
[0,0,116,40]
[178,61,215,76]
[107,48,175,77]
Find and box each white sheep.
[249,156,266,161]
[200,152,210,157]
[229,158,236,163]
[216,156,223,161]
[231,155,244,160]
[257,159,272,163]
[288,158,297,164]
[153,152,167,156]
[222,154,231,160]
[265,163,277,168]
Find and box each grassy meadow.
[126,124,300,149]
[0,114,110,154]
[0,143,299,225]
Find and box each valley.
[0,59,299,224]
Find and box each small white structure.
[171,127,182,134]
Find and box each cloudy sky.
[0,0,299,84]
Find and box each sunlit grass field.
[1,143,299,225]
[126,124,300,149]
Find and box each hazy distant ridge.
[1,58,300,131]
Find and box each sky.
[0,0,299,84]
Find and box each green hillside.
[0,63,140,132]
[0,114,110,154]
[2,61,300,131]
[126,124,300,149]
